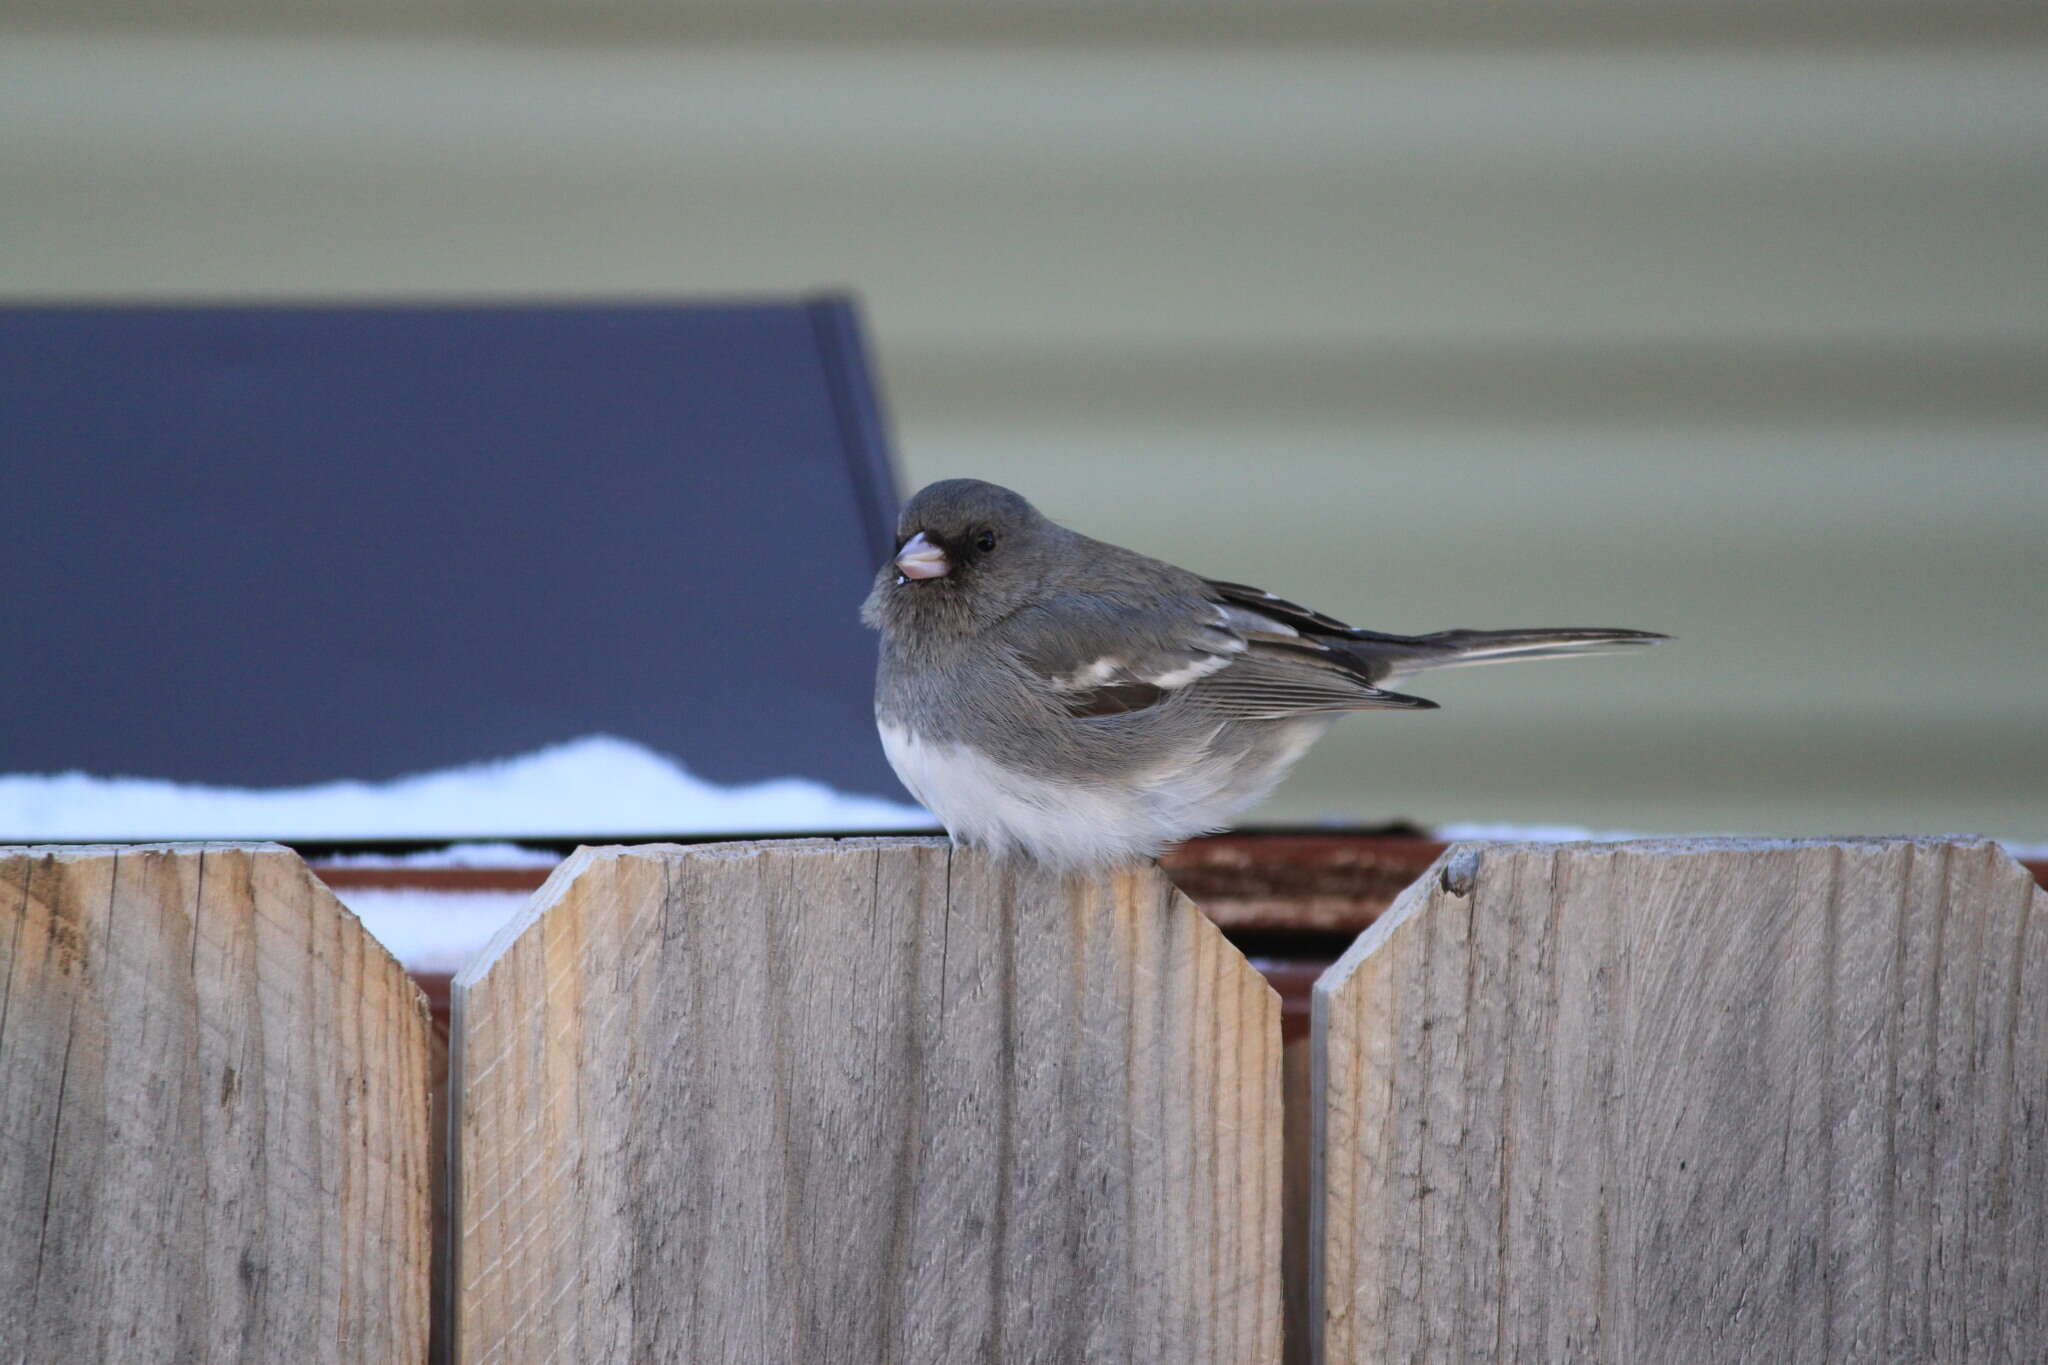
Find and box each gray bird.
[862,479,1664,873]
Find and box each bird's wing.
[1000,593,1437,720]
[1206,577,1667,681]
[1202,578,1364,635]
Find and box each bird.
[862,479,1665,873]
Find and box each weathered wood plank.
[452,838,1282,1365]
[0,843,434,1365]
[1312,836,2048,1365]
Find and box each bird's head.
[861,479,1064,636]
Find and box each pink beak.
[894,531,950,580]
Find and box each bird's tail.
[1346,626,1667,682]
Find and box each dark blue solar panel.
[0,297,904,817]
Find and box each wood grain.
[0,843,435,1365]
[1311,837,2047,1364]
[451,837,1283,1364]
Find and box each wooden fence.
[2,835,2041,1363]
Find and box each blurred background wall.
[4,0,2043,839]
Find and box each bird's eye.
[974,530,997,553]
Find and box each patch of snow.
[330,886,532,976]
[319,842,563,869]
[0,733,928,842]
[1433,821,1647,843]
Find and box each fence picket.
[0,843,435,1364]
[451,838,1283,1364]
[1310,837,2048,1364]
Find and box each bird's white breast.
[877,721,1174,871]
[877,717,1329,872]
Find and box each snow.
[319,842,563,868]
[331,887,535,976]
[0,734,929,842]
[1434,821,1645,843]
